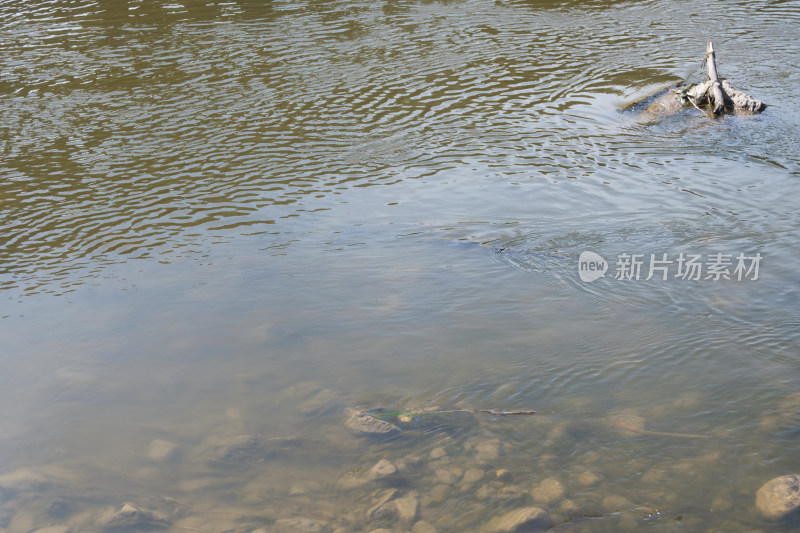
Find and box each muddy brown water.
[1,1,800,532]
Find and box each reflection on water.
[1,0,800,531]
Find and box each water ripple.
[1,0,799,291]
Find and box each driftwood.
[681,41,766,116]
[375,408,536,423]
[346,407,535,434]
[705,41,726,115]
[623,41,765,119]
[613,421,712,439]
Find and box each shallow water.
[1,0,800,531]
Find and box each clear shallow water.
[1,0,800,532]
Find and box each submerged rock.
[412,521,437,533]
[394,496,419,523]
[640,90,684,118]
[274,517,325,533]
[474,440,501,462]
[623,86,690,125]
[201,434,265,467]
[335,473,368,491]
[461,468,485,487]
[434,466,463,485]
[601,494,631,512]
[494,469,511,481]
[755,474,800,520]
[763,392,800,430]
[368,489,399,513]
[0,466,79,499]
[558,499,578,513]
[576,470,599,486]
[483,507,550,532]
[337,458,399,489]
[98,503,169,531]
[369,459,397,480]
[427,484,450,504]
[531,477,564,503]
[345,409,400,435]
[370,495,418,525]
[609,409,646,435]
[429,447,447,460]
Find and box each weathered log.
[678,42,766,116]
[682,78,765,115]
[623,42,766,119]
[682,80,713,110]
[705,41,726,116]
[721,79,765,113]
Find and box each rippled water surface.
[2,0,800,531]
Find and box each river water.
[1,1,799,532]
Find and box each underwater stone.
[483,507,550,532]
[428,484,450,504]
[274,517,324,533]
[461,468,485,486]
[202,434,265,467]
[371,495,418,525]
[531,477,564,503]
[345,409,400,435]
[394,495,418,523]
[474,440,501,462]
[601,494,631,512]
[577,470,599,486]
[412,521,437,533]
[369,459,397,480]
[429,447,447,460]
[98,503,169,531]
[756,474,800,520]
